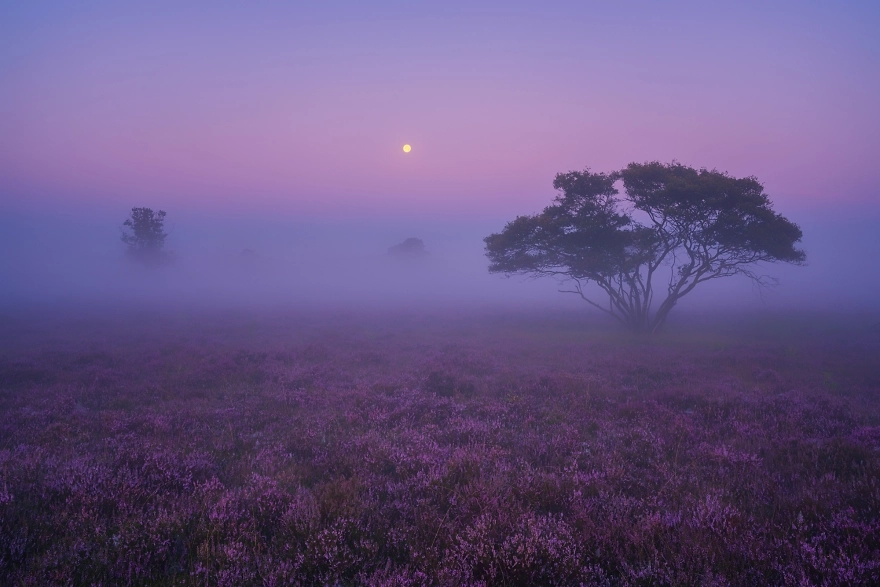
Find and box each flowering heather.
[1,309,879,585]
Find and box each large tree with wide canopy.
[485,162,806,333]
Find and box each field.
[1,307,879,586]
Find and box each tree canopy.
[389,237,428,256]
[121,207,172,265]
[484,162,805,333]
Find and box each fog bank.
[1,207,878,319]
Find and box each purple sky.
[1,1,879,220]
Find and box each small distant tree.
[485,162,806,333]
[389,237,427,256]
[121,207,172,265]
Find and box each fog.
[2,205,878,324]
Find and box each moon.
[402,144,411,153]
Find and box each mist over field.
[2,205,879,317]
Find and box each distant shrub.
[388,237,427,256]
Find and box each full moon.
[402,144,411,153]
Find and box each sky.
[2,0,879,217]
[1,1,879,313]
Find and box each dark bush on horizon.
[121,207,173,266]
[388,237,428,257]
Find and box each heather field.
[1,308,879,586]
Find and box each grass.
[1,306,878,585]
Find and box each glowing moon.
[402,144,412,153]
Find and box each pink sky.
[1,1,878,219]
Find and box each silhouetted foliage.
[485,162,806,333]
[121,207,172,265]
[388,237,427,256]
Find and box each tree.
[121,207,172,265]
[388,237,428,256]
[484,162,805,333]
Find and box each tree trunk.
[650,299,677,333]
